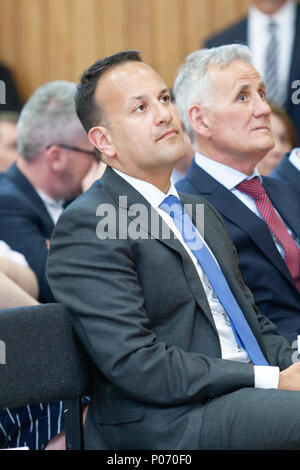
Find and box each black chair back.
[0,303,91,449]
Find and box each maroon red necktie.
[236,177,300,292]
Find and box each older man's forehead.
[209,61,264,92]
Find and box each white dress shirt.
[113,167,279,389]
[289,147,300,171]
[248,0,296,105]
[36,190,65,224]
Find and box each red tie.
[236,177,300,292]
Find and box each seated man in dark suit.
[271,148,300,195]
[47,50,300,450]
[204,0,300,144]
[0,80,97,303]
[174,44,300,345]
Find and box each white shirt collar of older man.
[194,152,262,191]
[36,189,65,224]
[289,147,300,171]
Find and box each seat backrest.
[0,303,90,410]
[0,303,91,449]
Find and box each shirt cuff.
[254,366,280,389]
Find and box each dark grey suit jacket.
[46,166,293,450]
[271,152,300,196]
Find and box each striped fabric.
[264,20,282,105]
[236,178,300,291]
[0,401,64,450]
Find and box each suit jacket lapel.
[101,167,217,328]
[184,162,295,285]
[6,163,54,235]
[273,154,300,194]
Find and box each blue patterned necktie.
[160,195,269,366]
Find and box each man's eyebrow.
[129,88,170,101]
[235,81,266,95]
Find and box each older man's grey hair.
[173,44,253,142]
[17,80,87,161]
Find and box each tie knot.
[268,19,277,32]
[159,195,184,219]
[236,177,266,200]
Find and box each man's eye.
[160,95,170,104]
[259,90,266,99]
[135,104,146,112]
[238,94,246,102]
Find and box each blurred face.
[257,112,293,175]
[200,61,274,170]
[90,61,185,187]
[251,0,287,15]
[61,139,96,199]
[0,121,18,171]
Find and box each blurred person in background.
[257,102,297,175]
[0,112,19,172]
[0,80,96,304]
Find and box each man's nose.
[154,101,172,126]
[254,94,271,118]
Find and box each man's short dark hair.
[75,50,143,133]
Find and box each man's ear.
[88,126,116,158]
[46,145,66,172]
[187,104,211,138]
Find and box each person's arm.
[0,256,39,299]
[0,195,55,302]
[0,272,39,308]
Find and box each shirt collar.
[194,151,262,190]
[36,189,65,209]
[113,168,179,210]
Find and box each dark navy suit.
[176,159,300,344]
[0,163,55,303]
[204,4,300,144]
[271,152,300,196]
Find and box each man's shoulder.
[263,173,300,197]
[204,16,247,48]
[0,170,23,199]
